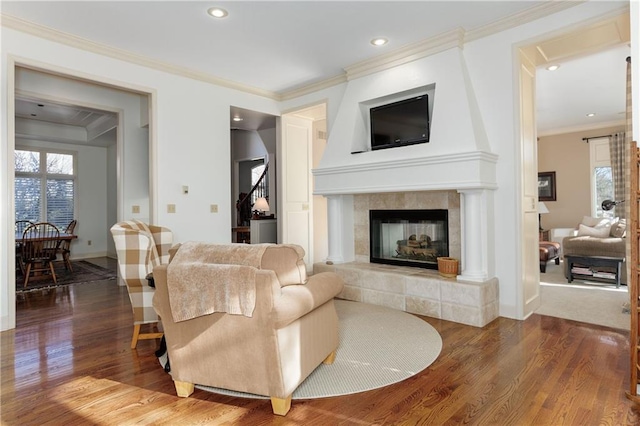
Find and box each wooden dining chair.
[57,219,78,271]
[21,222,61,288]
[15,220,35,275]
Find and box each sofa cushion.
[581,216,609,227]
[611,219,627,238]
[577,223,611,238]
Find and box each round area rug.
[195,299,442,399]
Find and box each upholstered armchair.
[110,220,174,349]
[152,242,344,416]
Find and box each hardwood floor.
[2,266,640,425]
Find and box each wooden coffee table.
[565,254,625,288]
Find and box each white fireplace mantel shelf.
[313,150,498,196]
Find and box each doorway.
[6,60,153,330]
[518,13,631,325]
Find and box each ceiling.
[3,1,630,136]
[15,98,116,128]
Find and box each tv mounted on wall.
[370,95,430,151]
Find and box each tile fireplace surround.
[313,190,499,327]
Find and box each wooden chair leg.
[131,324,141,349]
[48,262,57,284]
[66,254,73,272]
[174,381,195,397]
[270,395,292,416]
[23,264,32,288]
[322,350,337,365]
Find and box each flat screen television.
[370,95,430,151]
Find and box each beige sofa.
[152,242,344,416]
[560,216,627,283]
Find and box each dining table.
[15,232,78,281]
[16,232,78,242]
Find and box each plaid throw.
[111,220,173,325]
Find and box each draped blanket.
[166,242,269,322]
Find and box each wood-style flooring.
[2,260,640,425]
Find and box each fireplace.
[369,209,449,270]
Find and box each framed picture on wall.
[538,171,556,201]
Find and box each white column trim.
[458,189,490,282]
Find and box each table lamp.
[538,201,549,231]
[253,197,270,218]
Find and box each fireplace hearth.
[370,209,448,270]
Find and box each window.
[589,138,613,218]
[15,149,75,229]
[250,163,266,204]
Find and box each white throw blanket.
[166,242,269,322]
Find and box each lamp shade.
[254,197,270,212]
[538,201,549,214]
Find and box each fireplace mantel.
[313,150,498,195]
[313,148,497,283]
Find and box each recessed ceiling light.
[370,38,388,46]
[207,7,228,18]
[232,116,243,122]
[546,64,560,71]
[586,113,596,117]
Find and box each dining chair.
[15,220,35,275]
[57,219,78,272]
[21,222,61,288]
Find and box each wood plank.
[2,262,640,424]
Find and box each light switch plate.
[210,204,218,213]
[167,204,176,213]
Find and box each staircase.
[233,163,269,243]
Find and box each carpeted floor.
[161,299,443,400]
[536,259,629,330]
[16,259,117,293]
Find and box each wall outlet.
[167,204,176,213]
[132,205,140,214]
[210,204,218,213]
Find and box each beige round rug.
[195,299,442,399]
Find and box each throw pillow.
[581,216,610,227]
[611,219,627,238]
[577,223,611,238]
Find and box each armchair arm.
[272,272,344,328]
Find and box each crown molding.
[344,28,465,81]
[279,74,347,101]
[537,119,625,138]
[464,1,583,43]
[1,2,617,102]
[298,1,588,96]
[1,13,279,100]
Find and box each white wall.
[280,1,630,319]
[1,27,281,330]
[0,1,633,330]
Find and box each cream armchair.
[152,242,344,416]
[110,220,174,349]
